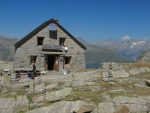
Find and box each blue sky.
[0,0,150,42]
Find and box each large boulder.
[45,83,58,91]
[110,70,129,78]
[145,80,150,87]
[101,62,129,80]
[72,71,100,87]
[14,96,28,113]
[92,96,150,113]
[0,98,15,113]
[92,102,115,113]
[113,96,150,113]
[26,101,95,113]
[15,95,28,106]
[42,75,73,84]
[129,68,141,75]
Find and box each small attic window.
[37,37,44,45]
[48,23,57,30]
[49,23,57,39]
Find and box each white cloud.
[122,35,130,41]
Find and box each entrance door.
[48,55,55,70]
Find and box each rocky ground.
[0,62,150,113]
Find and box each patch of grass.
[129,63,150,68]
[18,110,26,113]
[132,73,150,79]
[42,100,54,107]
[71,89,104,104]
[133,87,150,96]
[108,91,135,98]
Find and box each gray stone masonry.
[14,22,86,72]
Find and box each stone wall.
[14,23,86,72]
[57,27,85,71]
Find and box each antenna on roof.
[51,18,59,22]
[55,18,59,22]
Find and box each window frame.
[30,56,37,64]
[37,37,44,46]
[59,37,66,46]
[65,56,71,64]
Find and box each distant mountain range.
[78,36,150,68]
[0,35,149,68]
[85,44,130,68]
[93,36,150,61]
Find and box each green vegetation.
[71,89,104,104]
[27,94,33,110]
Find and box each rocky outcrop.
[92,103,115,113]
[45,83,58,91]
[101,62,129,81]
[0,98,15,113]
[110,70,129,78]
[91,96,150,113]
[146,80,150,87]
[0,96,28,113]
[129,67,150,75]
[45,88,72,102]
[112,96,150,113]
[1,62,150,113]
[26,96,150,113]
[26,100,95,113]
[140,51,150,62]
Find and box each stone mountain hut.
[14,19,86,73]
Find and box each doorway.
[48,55,55,70]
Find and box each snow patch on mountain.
[130,41,146,48]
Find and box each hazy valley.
[1,35,150,68]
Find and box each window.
[59,38,66,46]
[65,56,71,64]
[30,56,37,64]
[37,37,44,45]
[50,30,57,39]
[49,24,57,39]
[48,23,57,30]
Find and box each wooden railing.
[42,45,63,51]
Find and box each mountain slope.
[0,36,17,61]
[85,44,130,68]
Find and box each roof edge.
[14,18,86,50]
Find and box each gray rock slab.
[26,101,95,113]
[129,68,141,75]
[35,83,45,93]
[0,98,15,113]
[110,69,129,78]
[46,83,58,91]
[92,102,115,113]
[45,88,72,102]
[16,95,28,106]
[113,96,150,113]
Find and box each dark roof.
[14,19,86,49]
